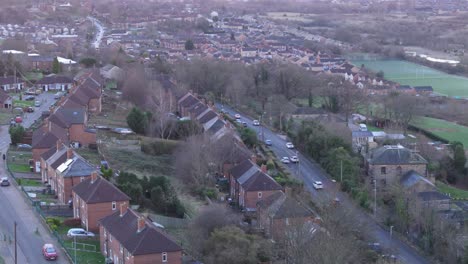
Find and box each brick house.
[28,55,54,72]
[48,107,96,147]
[400,170,436,194]
[64,77,102,113]
[0,76,24,91]
[177,92,200,117]
[99,206,182,264]
[0,89,12,108]
[36,75,73,91]
[72,173,130,232]
[229,159,283,211]
[366,145,428,188]
[257,192,320,241]
[44,145,96,204]
[32,126,68,171]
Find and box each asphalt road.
[0,92,68,263]
[88,16,104,49]
[218,103,429,264]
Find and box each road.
[0,92,68,263]
[218,103,429,264]
[88,16,104,49]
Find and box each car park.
[42,243,58,260]
[286,142,294,149]
[265,139,272,146]
[252,120,260,126]
[0,177,10,187]
[281,157,290,164]
[313,181,323,190]
[290,156,299,163]
[67,228,95,238]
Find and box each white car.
[281,157,290,164]
[290,156,299,163]
[286,142,294,149]
[234,114,241,119]
[252,120,260,126]
[67,228,95,238]
[313,181,323,190]
[112,128,134,135]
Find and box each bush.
[141,139,179,156]
[46,217,61,231]
[266,159,275,170]
[63,218,81,227]
[9,125,25,145]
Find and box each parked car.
[368,242,383,254]
[15,116,22,123]
[0,177,10,187]
[286,142,294,149]
[290,156,299,163]
[252,120,260,126]
[34,100,41,107]
[17,144,32,150]
[281,157,290,164]
[54,92,63,99]
[13,107,23,115]
[67,228,95,238]
[313,181,323,190]
[41,111,50,118]
[265,139,272,146]
[24,95,35,101]
[242,122,247,127]
[25,107,34,113]
[42,243,58,261]
[112,128,134,135]
[234,114,241,119]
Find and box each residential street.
[21,93,57,129]
[0,117,68,262]
[218,103,429,264]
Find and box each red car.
[42,243,58,261]
[15,116,22,123]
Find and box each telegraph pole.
[14,221,17,264]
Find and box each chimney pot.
[66,148,73,160]
[260,164,267,173]
[137,216,146,232]
[119,202,128,217]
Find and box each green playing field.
[351,59,468,98]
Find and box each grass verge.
[436,181,468,200]
[9,163,31,173]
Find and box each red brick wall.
[59,176,91,204]
[32,148,48,164]
[79,200,128,232]
[68,124,96,146]
[242,189,282,209]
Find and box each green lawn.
[18,178,41,186]
[13,100,33,108]
[436,181,468,200]
[0,109,13,125]
[351,57,468,98]
[411,116,468,148]
[62,240,105,264]
[9,163,31,173]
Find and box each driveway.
[218,103,429,264]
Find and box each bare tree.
[122,63,150,107]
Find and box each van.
[34,100,41,107]
[359,124,368,131]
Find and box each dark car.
[25,107,34,113]
[0,177,10,187]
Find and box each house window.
[109,235,112,242]
[380,167,386,175]
[119,244,123,254]
[125,250,130,260]
[80,177,84,182]
[104,230,107,238]
[112,202,116,210]
[258,192,262,198]
[162,252,168,263]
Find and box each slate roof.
[188,102,207,117]
[418,191,450,201]
[179,94,200,108]
[198,110,217,124]
[36,75,73,84]
[257,192,316,219]
[241,171,282,192]
[414,86,433,92]
[47,146,68,170]
[230,159,256,179]
[49,108,85,128]
[400,170,434,189]
[32,130,59,149]
[397,85,412,90]
[100,209,182,255]
[40,146,57,161]
[207,119,225,134]
[0,76,23,85]
[61,155,96,177]
[352,131,374,138]
[73,176,130,204]
[368,145,427,165]
[0,89,11,102]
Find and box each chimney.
[119,202,128,217]
[260,164,267,173]
[66,148,73,160]
[91,171,98,183]
[56,139,62,151]
[250,155,257,165]
[137,216,146,233]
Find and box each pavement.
[0,94,69,263]
[218,103,429,264]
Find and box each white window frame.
[120,243,123,254]
[112,201,117,210]
[109,234,112,242]
[258,192,262,198]
[162,252,168,263]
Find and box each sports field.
[411,116,468,148]
[351,59,468,98]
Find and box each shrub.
[266,159,275,170]
[141,139,179,156]
[63,218,81,227]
